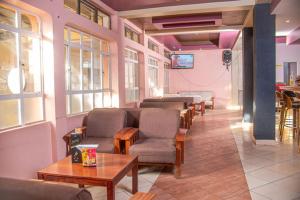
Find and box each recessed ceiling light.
[179,48,182,51]
[285,19,290,23]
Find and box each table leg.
[107,182,115,200]
[132,164,138,194]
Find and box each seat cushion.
[0,177,92,200]
[81,137,114,153]
[139,108,180,139]
[86,108,126,138]
[129,138,176,164]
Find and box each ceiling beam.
[243,7,253,27]
[118,0,255,19]
[146,25,243,36]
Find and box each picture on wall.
[171,54,194,69]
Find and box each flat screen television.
[171,54,194,69]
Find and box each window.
[125,49,139,103]
[148,40,159,53]
[164,63,170,94]
[64,27,111,115]
[124,27,139,43]
[64,0,110,29]
[0,3,43,130]
[164,50,171,59]
[148,57,159,97]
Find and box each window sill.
[0,120,49,135]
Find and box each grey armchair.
[121,108,186,176]
[63,108,128,155]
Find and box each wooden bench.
[130,192,156,200]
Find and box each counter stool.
[280,94,300,142]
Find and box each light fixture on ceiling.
[179,48,182,51]
[285,19,290,23]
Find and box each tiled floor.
[150,109,251,200]
[88,109,300,200]
[231,110,300,200]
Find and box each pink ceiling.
[218,31,240,49]
[101,0,239,11]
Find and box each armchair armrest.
[176,132,186,165]
[116,128,139,154]
[63,126,86,156]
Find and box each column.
[253,3,276,140]
[243,27,253,123]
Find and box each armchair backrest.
[140,101,185,110]
[139,108,180,139]
[86,108,126,138]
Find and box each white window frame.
[125,48,139,103]
[0,3,44,130]
[64,27,112,115]
[148,57,159,97]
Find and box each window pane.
[66,95,70,114]
[103,92,111,107]
[102,55,110,89]
[80,2,95,21]
[71,94,82,114]
[24,97,43,124]
[101,40,109,53]
[93,48,101,90]
[0,4,15,27]
[70,30,80,45]
[64,0,77,13]
[21,13,39,33]
[0,99,19,129]
[95,93,103,108]
[64,28,68,42]
[98,11,110,29]
[21,36,41,93]
[64,45,69,91]
[83,93,93,112]
[0,30,18,95]
[70,48,81,90]
[82,34,91,48]
[82,50,92,90]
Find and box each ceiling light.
[285,19,290,23]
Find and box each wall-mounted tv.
[171,54,194,69]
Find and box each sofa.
[0,177,92,200]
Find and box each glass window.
[0,4,16,27]
[148,40,159,53]
[64,27,112,115]
[0,4,43,130]
[148,57,159,97]
[80,2,96,21]
[64,0,77,13]
[125,49,139,103]
[21,13,39,33]
[124,27,139,43]
[63,0,110,29]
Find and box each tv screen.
[171,54,194,69]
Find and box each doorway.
[283,62,297,85]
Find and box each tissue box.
[71,144,98,166]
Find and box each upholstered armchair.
[63,108,128,155]
[120,108,186,176]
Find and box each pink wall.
[276,44,300,82]
[169,49,231,107]
[0,122,52,179]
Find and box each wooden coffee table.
[37,153,138,200]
